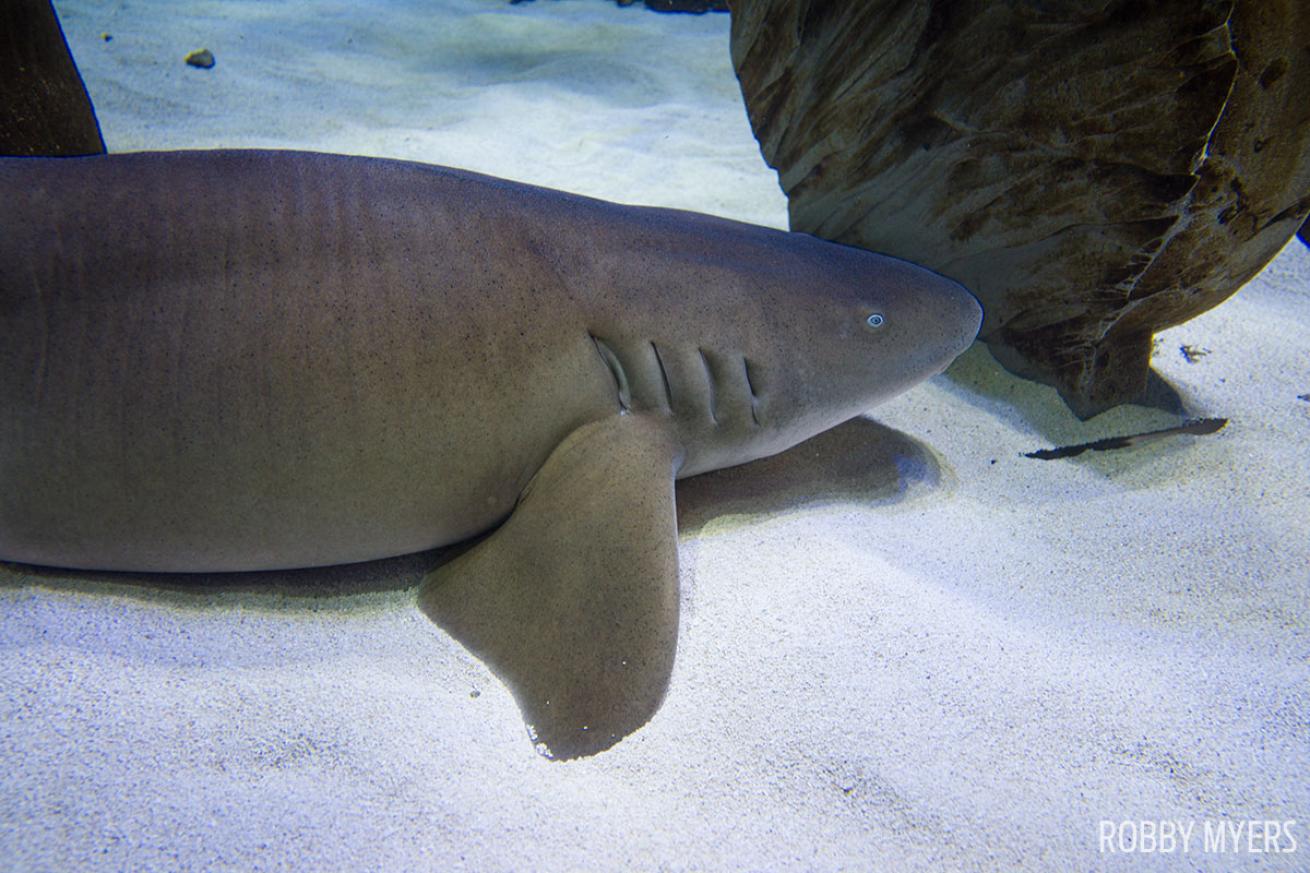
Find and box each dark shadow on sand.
[939,343,1192,438]
[3,539,463,604]
[932,342,1231,479]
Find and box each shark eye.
[865,312,885,329]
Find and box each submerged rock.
[185,48,215,69]
[731,0,1310,417]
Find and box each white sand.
[2,1,1307,870]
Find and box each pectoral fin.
[419,414,683,759]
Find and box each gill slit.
[650,341,674,411]
[588,332,631,413]
[743,356,761,427]
[698,347,718,424]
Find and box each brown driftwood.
[731,0,1310,417]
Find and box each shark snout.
[917,272,982,376]
[947,279,983,353]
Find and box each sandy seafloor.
[2,1,1307,870]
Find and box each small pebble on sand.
[185,48,215,69]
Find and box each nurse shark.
[0,150,981,757]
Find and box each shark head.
[729,234,983,470]
[598,211,982,477]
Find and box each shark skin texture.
[0,150,981,758]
